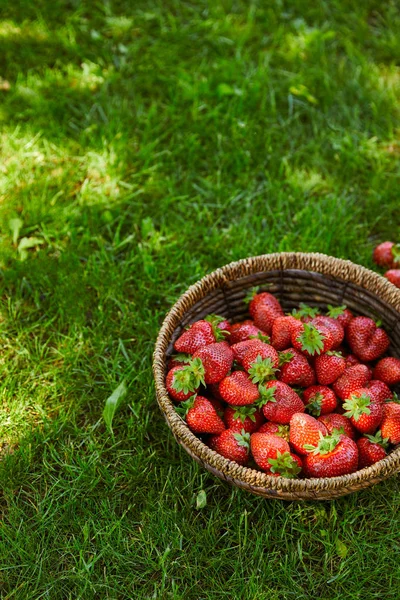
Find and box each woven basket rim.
[153,252,400,497]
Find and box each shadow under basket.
[153,253,400,500]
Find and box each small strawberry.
[326,305,354,329]
[218,371,260,406]
[224,405,264,433]
[213,428,251,465]
[291,303,320,322]
[167,353,191,371]
[271,315,299,351]
[174,320,215,354]
[357,431,389,469]
[250,433,291,472]
[343,389,383,434]
[268,452,303,478]
[303,385,338,416]
[253,303,284,335]
[367,380,393,404]
[318,413,356,439]
[180,395,226,434]
[380,402,400,444]
[312,315,344,349]
[229,320,268,345]
[205,313,231,336]
[385,269,400,288]
[303,432,358,478]
[347,316,390,362]
[278,348,316,387]
[258,380,304,424]
[289,413,328,455]
[257,422,290,441]
[332,364,371,400]
[193,341,234,384]
[242,342,279,381]
[373,241,400,268]
[314,351,346,385]
[373,357,400,386]
[291,322,335,357]
[166,364,200,402]
[248,291,282,318]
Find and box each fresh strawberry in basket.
[332,364,371,400]
[312,315,345,349]
[174,320,222,354]
[303,385,337,416]
[271,315,299,350]
[303,432,359,478]
[291,321,335,357]
[357,432,389,469]
[193,341,234,384]
[218,371,260,406]
[258,380,304,424]
[373,357,400,386]
[212,428,251,465]
[343,389,384,434]
[179,395,226,434]
[250,432,292,473]
[248,291,283,318]
[278,348,316,387]
[346,316,390,362]
[229,320,268,345]
[224,405,264,433]
[257,422,290,441]
[166,365,200,401]
[314,351,346,385]
[242,342,280,379]
[380,402,400,444]
[289,413,328,455]
[253,303,284,335]
[366,380,393,404]
[326,305,354,329]
[317,413,356,440]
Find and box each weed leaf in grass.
[9,218,23,245]
[17,237,44,261]
[196,490,207,509]
[103,381,127,433]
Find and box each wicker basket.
[152,253,400,500]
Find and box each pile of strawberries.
[373,241,400,288]
[165,291,400,479]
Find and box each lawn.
[0,0,400,598]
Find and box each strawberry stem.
[343,393,372,421]
[268,451,301,478]
[248,356,277,384]
[296,323,325,355]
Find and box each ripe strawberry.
[181,395,226,434]
[373,357,400,386]
[213,428,251,465]
[303,432,358,478]
[271,316,298,351]
[312,316,344,349]
[373,241,400,268]
[380,402,400,444]
[248,291,282,318]
[314,351,346,385]
[166,365,200,402]
[326,305,354,329]
[205,314,231,337]
[218,371,260,406]
[250,433,291,472]
[367,380,393,404]
[193,341,234,384]
[291,303,320,322]
[253,303,284,335]
[289,413,328,455]
[242,342,279,381]
[224,405,264,433]
[332,364,371,400]
[357,432,389,469]
[278,348,316,387]
[345,354,360,368]
[291,322,334,357]
[174,320,216,354]
[318,413,356,439]
[257,422,290,441]
[229,320,268,345]
[343,389,383,434]
[258,380,304,424]
[167,353,191,371]
[231,338,263,363]
[385,269,400,288]
[346,316,390,362]
[268,452,303,478]
[303,386,337,416]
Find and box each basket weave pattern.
[153,253,400,500]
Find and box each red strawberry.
[318,413,356,439]
[268,452,303,478]
[303,432,358,478]
[332,364,371,400]
[373,357,400,386]
[231,338,266,364]
[326,305,354,329]
[278,348,316,387]
[303,385,338,416]
[167,353,191,371]
[312,315,344,349]
[229,320,268,345]
[205,314,231,337]
[166,365,200,402]
[367,380,393,404]
[224,405,264,433]
[258,380,304,424]
[242,342,279,381]
[343,389,383,434]
[250,433,291,472]
[314,351,346,385]
[291,322,335,357]
[385,269,400,288]
[380,402,400,444]
[213,428,250,465]
[345,354,360,368]
[271,316,299,351]
[253,303,284,335]
[357,432,389,469]
[257,422,290,441]
[289,413,328,455]
[182,395,226,434]
[174,320,216,354]
[373,241,400,268]
[193,342,233,384]
[291,303,320,323]
[248,291,282,318]
[218,371,260,406]
[347,316,390,362]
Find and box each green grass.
[0,0,400,598]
